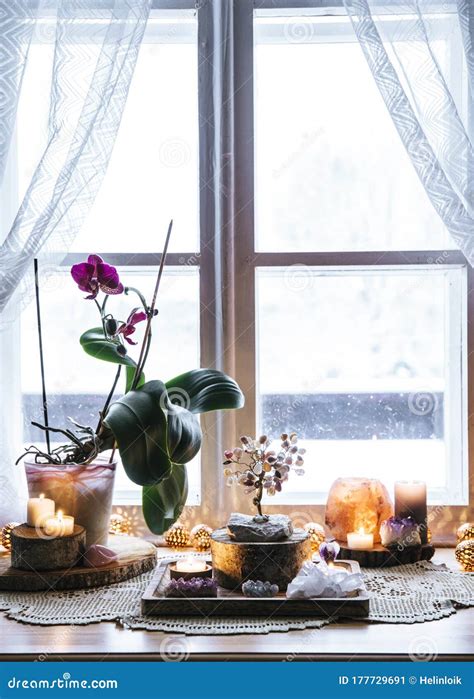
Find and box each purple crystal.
[164,576,218,598]
[319,540,340,563]
[380,516,421,547]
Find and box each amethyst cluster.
[380,516,421,548]
[164,576,218,598]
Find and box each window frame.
[14,0,473,539]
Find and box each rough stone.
[226,512,293,542]
[242,580,279,597]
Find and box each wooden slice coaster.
[11,524,86,572]
[0,535,156,591]
[337,541,435,568]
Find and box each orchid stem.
[34,259,51,455]
[125,286,148,312]
[131,219,173,391]
[96,364,122,433]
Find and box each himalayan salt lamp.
[325,477,393,544]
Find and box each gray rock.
[226,512,293,542]
[242,580,279,598]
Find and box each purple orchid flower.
[116,308,147,345]
[70,254,123,299]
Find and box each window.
[13,1,471,529]
[233,6,469,511]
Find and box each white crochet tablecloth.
[0,560,473,635]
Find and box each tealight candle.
[394,481,427,544]
[347,528,374,550]
[43,511,75,537]
[27,493,55,528]
[169,557,213,581]
[175,557,208,573]
[327,562,348,575]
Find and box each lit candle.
[175,557,208,573]
[327,561,348,575]
[27,493,55,527]
[169,557,213,581]
[394,481,427,544]
[43,511,75,537]
[347,528,374,550]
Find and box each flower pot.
[25,459,116,546]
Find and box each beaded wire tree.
[223,433,305,520]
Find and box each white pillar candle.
[394,481,427,544]
[347,528,374,550]
[175,557,207,573]
[43,511,74,537]
[27,493,55,527]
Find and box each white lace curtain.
[0,0,151,524]
[0,0,151,318]
[344,0,474,263]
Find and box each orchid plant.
[223,433,305,518]
[19,250,244,534]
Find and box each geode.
[164,576,218,598]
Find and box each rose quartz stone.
[325,477,393,543]
[83,545,118,568]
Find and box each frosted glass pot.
[25,460,116,546]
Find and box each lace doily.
[0,561,472,635]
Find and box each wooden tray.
[0,535,156,591]
[141,559,370,618]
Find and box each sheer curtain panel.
[343,0,474,263]
[0,0,151,526]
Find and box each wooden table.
[0,549,472,661]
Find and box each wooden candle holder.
[169,563,213,581]
[11,523,86,572]
[211,528,312,591]
[337,541,435,568]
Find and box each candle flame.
[39,493,44,499]
[358,527,365,535]
[57,511,63,521]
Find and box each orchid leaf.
[125,365,145,393]
[165,369,245,414]
[142,464,188,534]
[103,380,201,486]
[104,380,172,485]
[80,327,136,368]
[166,404,202,464]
